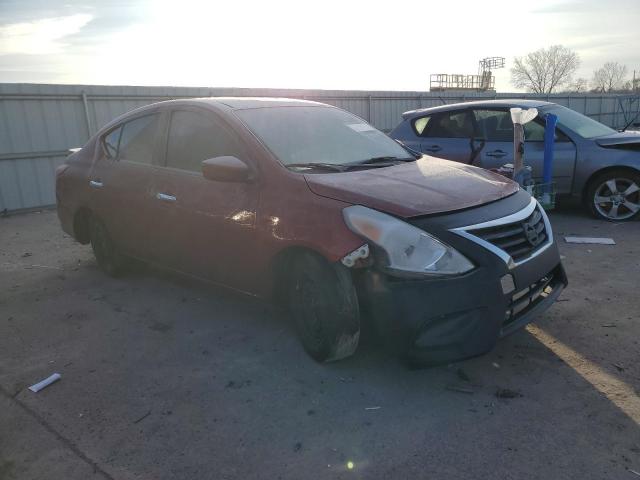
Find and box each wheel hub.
[593,177,640,221]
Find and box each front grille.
[503,270,555,327]
[468,206,547,263]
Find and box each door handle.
[424,145,442,153]
[156,192,177,202]
[486,150,507,158]
[89,180,104,188]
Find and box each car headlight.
[342,205,474,276]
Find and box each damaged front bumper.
[355,192,568,365]
[358,244,566,365]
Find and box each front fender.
[572,143,640,196]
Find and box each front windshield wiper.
[286,156,416,174]
[353,156,416,165]
[394,140,423,159]
[286,162,348,172]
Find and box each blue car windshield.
[235,106,411,166]
[547,105,615,139]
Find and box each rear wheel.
[288,253,360,362]
[90,217,126,277]
[586,169,640,221]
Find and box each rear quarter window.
[102,126,121,158]
[412,116,431,135]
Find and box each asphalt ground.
[1,207,639,479]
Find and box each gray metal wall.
[1,82,639,212]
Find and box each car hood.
[595,130,640,147]
[304,156,519,218]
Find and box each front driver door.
[150,107,259,292]
[419,109,474,163]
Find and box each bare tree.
[592,62,629,92]
[565,77,589,93]
[511,45,580,93]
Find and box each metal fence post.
[368,95,372,123]
[81,91,93,139]
[598,96,603,123]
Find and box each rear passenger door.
[88,112,162,259]
[150,107,259,290]
[418,109,474,163]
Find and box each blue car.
[390,100,640,221]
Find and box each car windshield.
[546,105,616,139]
[235,106,412,167]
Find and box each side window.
[524,121,546,142]
[103,126,121,158]
[473,110,513,142]
[524,120,570,142]
[118,114,160,165]
[425,111,474,138]
[412,116,431,135]
[166,110,242,173]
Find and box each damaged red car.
[56,98,567,364]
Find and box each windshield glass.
[235,106,411,166]
[546,105,616,139]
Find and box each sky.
[0,0,638,92]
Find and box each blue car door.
[472,109,576,193]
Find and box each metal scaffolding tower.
[430,56,505,92]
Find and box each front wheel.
[288,253,360,362]
[586,170,640,221]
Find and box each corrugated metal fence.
[1,82,639,212]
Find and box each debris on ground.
[21,252,32,258]
[613,363,625,372]
[628,469,640,477]
[495,388,523,399]
[293,442,302,452]
[492,362,500,369]
[133,410,151,424]
[225,380,252,389]
[446,385,474,394]
[564,236,615,245]
[456,368,471,382]
[601,324,617,328]
[364,406,381,410]
[28,373,61,393]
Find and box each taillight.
[56,164,70,177]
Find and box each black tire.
[585,169,640,222]
[288,253,360,362]
[90,217,126,277]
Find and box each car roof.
[165,97,326,110]
[95,97,330,136]
[401,99,555,119]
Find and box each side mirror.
[202,156,252,183]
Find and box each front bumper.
[356,191,567,365]
[358,245,566,365]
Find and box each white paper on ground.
[564,236,616,245]
[29,373,61,392]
